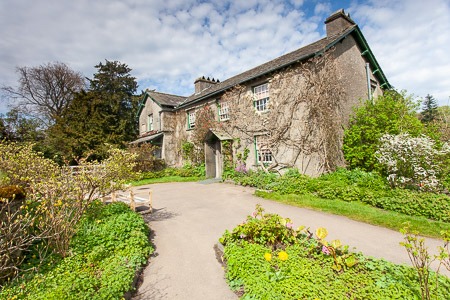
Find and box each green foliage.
[0,109,44,143]
[400,225,436,300]
[0,201,152,299]
[48,60,139,162]
[138,164,206,181]
[0,142,138,283]
[222,140,234,175]
[343,90,425,171]
[181,141,196,162]
[128,143,166,172]
[221,209,450,299]
[220,205,299,249]
[227,167,450,223]
[421,94,438,123]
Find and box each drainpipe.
[365,63,373,103]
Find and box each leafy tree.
[48,61,139,162]
[0,108,43,142]
[421,94,438,123]
[343,90,425,171]
[1,62,85,126]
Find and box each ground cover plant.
[0,201,153,299]
[219,206,450,299]
[224,168,450,234]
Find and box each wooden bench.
[107,190,153,213]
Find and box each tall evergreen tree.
[421,94,438,123]
[88,60,139,143]
[49,60,139,162]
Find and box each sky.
[0,0,449,113]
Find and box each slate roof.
[147,90,186,107]
[178,24,370,108]
[140,19,390,112]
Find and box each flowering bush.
[234,160,247,174]
[375,133,450,191]
[0,142,138,284]
[219,204,301,249]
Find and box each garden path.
[131,181,448,300]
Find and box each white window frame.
[255,135,272,164]
[147,114,154,131]
[187,110,196,129]
[253,83,269,112]
[218,101,229,121]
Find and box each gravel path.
[131,181,448,299]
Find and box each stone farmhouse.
[133,9,391,178]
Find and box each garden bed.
[218,205,450,299]
[0,202,153,299]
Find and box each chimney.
[324,9,355,37]
[194,76,218,94]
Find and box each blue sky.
[1,0,449,113]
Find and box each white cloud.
[350,0,450,105]
[1,0,449,114]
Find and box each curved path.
[132,181,448,299]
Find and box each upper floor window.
[218,101,229,121]
[187,110,196,129]
[253,83,269,112]
[370,79,378,95]
[255,135,272,164]
[147,114,154,131]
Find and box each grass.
[255,190,450,238]
[129,175,204,186]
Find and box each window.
[141,123,146,133]
[187,110,196,129]
[370,79,378,95]
[218,101,229,121]
[255,135,272,164]
[253,83,269,112]
[147,114,153,131]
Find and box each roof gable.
[137,90,186,117]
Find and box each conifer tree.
[421,94,438,123]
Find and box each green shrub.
[220,205,299,249]
[343,90,425,172]
[139,164,206,180]
[0,201,153,299]
[227,167,450,223]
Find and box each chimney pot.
[324,9,355,37]
[194,76,218,94]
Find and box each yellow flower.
[316,227,328,240]
[278,251,288,261]
[264,252,272,262]
[331,239,342,249]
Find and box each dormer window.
[187,110,196,129]
[253,83,269,112]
